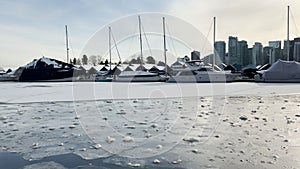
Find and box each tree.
[73,58,77,65]
[137,57,143,64]
[146,56,155,64]
[157,61,166,66]
[82,55,88,65]
[97,55,103,65]
[129,58,138,64]
[77,58,81,65]
[89,55,97,66]
[104,59,109,65]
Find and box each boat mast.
[65,25,69,64]
[109,26,112,71]
[287,6,290,61]
[138,15,143,65]
[213,17,216,71]
[163,17,167,76]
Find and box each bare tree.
[146,56,156,64]
[77,58,81,65]
[89,55,97,66]
[82,55,88,65]
[73,58,77,65]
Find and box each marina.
[1,1,300,169]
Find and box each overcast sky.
[0,0,299,67]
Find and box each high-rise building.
[263,46,273,64]
[269,41,282,62]
[294,42,300,62]
[252,42,263,66]
[214,41,226,64]
[191,50,200,60]
[283,40,289,60]
[284,37,300,61]
[248,48,253,66]
[237,40,248,67]
[228,36,238,66]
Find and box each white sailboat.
[255,6,300,82]
[114,70,165,82]
[95,26,114,82]
[168,17,240,83]
[115,16,166,82]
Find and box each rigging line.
[126,22,138,61]
[202,20,213,54]
[290,8,299,37]
[141,22,153,58]
[110,28,122,64]
[126,31,136,62]
[166,22,178,57]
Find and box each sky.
[0,0,299,68]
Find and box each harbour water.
[0,82,300,168]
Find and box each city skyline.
[0,0,299,67]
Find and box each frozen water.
[1,82,300,168]
[0,82,299,103]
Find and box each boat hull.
[0,75,18,82]
[168,72,240,83]
[95,77,113,82]
[19,68,75,82]
[114,76,166,82]
[113,71,167,82]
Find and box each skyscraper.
[214,41,226,64]
[237,40,248,67]
[228,36,238,66]
[269,41,282,62]
[252,42,263,66]
[248,48,253,65]
[294,42,300,62]
[284,37,300,61]
[263,46,273,64]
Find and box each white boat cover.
[261,60,300,82]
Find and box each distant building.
[252,42,263,66]
[284,37,300,61]
[269,40,282,62]
[247,48,253,66]
[237,40,248,67]
[283,40,289,60]
[263,46,273,64]
[191,51,200,60]
[214,41,226,64]
[294,42,300,62]
[228,36,239,66]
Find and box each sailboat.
[114,16,166,82]
[168,17,240,83]
[255,6,300,82]
[95,26,114,82]
[13,25,77,82]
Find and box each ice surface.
[23,162,66,169]
[0,82,300,104]
[1,82,300,168]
